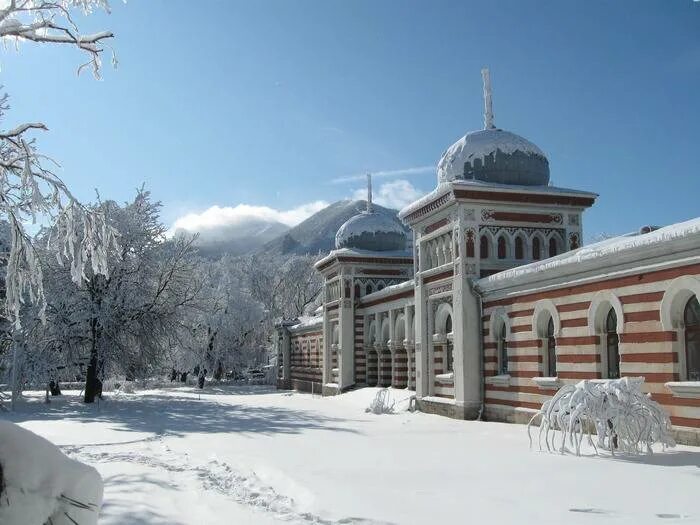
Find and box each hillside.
[259,199,406,256]
[177,217,290,259]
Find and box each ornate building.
[274,70,700,445]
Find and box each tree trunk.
[84,318,102,403]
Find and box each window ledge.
[485,374,511,387]
[432,333,447,344]
[665,381,700,399]
[531,376,562,389]
[435,372,454,385]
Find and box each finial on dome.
[481,67,495,130]
[366,173,373,213]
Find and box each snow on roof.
[361,279,415,303]
[477,217,700,291]
[398,179,597,220]
[316,247,413,269]
[335,211,408,251]
[437,128,547,180]
[289,315,323,332]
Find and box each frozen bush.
[528,377,675,456]
[366,388,395,415]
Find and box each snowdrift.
[0,420,103,525]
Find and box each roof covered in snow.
[316,246,413,270]
[335,211,408,252]
[360,279,415,304]
[477,217,700,293]
[436,128,550,186]
[398,179,597,221]
[288,315,323,333]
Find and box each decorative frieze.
[481,209,563,224]
[428,282,453,297]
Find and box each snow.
[0,420,103,525]
[398,178,596,221]
[288,314,323,332]
[361,278,415,303]
[315,247,412,269]
[335,211,408,250]
[2,385,699,524]
[479,216,700,291]
[437,128,547,182]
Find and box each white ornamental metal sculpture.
[527,377,675,456]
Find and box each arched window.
[515,237,524,260]
[366,284,373,295]
[445,315,453,372]
[480,235,489,259]
[549,237,558,257]
[466,230,475,258]
[378,283,385,291]
[605,308,620,379]
[570,233,580,250]
[354,284,361,299]
[532,237,541,260]
[684,296,700,380]
[546,317,556,377]
[497,236,507,259]
[498,322,508,375]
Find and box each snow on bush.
[0,421,103,524]
[528,377,675,456]
[365,388,396,414]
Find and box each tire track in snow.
[63,442,394,525]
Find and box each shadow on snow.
[2,388,360,438]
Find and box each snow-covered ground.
[3,385,699,524]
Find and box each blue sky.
[2,0,699,239]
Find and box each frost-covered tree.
[15,190,200,402]
[0,1,117,406]
[243,253,323,322]
[172,255,265,383]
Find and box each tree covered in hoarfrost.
[11,190,200,402]
[171,255,265,382]
[244,253,323,322]
[0,0,117,326]
[0,1,118,408]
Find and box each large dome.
[335,211,407,252]
[436,128,550,186]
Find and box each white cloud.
[172,200,329,232]
[352,179,426,211]
[332,165,434,184]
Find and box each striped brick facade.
[286,329,323,393]
[480,261,700,442]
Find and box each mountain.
[259,199,406,256]
[177,217,290,259]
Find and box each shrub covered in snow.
[365,388,396,414]
[528,377,675,456]
[0,421,103,524]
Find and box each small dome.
[437,128,549,186]
[335,211,407,251]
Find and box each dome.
[436,128,549,186]
[335,211,407,251]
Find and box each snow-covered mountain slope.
[260,200,407,256]
[174,217,290,259]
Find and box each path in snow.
[63,437,392,525]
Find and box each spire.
[481,67,495,130]
[366,173,373,213]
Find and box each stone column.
[281,327,291,385]
[338,275,355,391]
[322,307,332,385]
